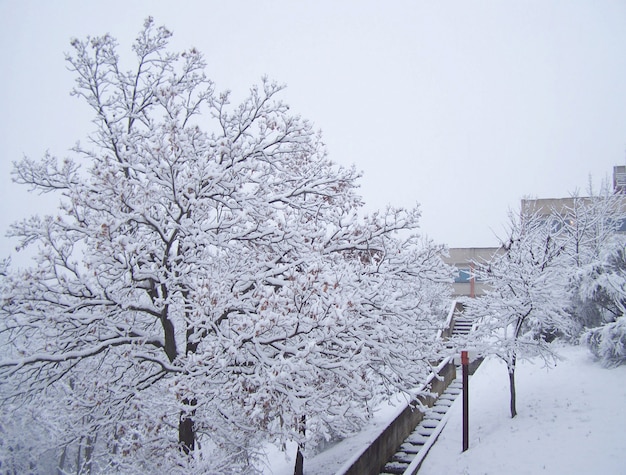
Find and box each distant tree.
[0,19,452,473]
[463,209,573,418]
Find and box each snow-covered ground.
[264,343,626,474]
[420,343,626,475]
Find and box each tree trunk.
[508,364,517,418]
[75,436,83,475]
[179,316,201,455]
[57,445,67,475]
[179,397,197,455]
[294,446,304,475]
[84,434,95,475]
[294,415,306,475]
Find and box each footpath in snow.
[419,344,626,475]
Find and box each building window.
[455,269,472,283]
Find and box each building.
[444,247,501,297]
[520,195,626,233]
[446,166,626,298]
[614,165,626,194]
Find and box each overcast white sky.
[1,1,626,258]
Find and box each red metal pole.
[462,350,469,452]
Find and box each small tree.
[0,19,452,473]
[463,208,573,418]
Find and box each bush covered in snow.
[582,317,626,367]
[576,234,626,366]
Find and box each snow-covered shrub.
[575,234,626,366]
[554,193,626,335]
[582,317,626,367]
[579,235,626,313]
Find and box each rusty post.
[461,350,469,452]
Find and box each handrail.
[436,299,458,340]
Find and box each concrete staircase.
[375,301,478,475]
[379,378,463,475]
[450,316,473,337]
[334,301,478,475]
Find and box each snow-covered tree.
[0,19,452,473]
[518,189,626,368]
[580,234,626,367]
[463,208,573,418]
[549,190,626,331]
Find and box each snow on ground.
[264,343,626,474]
[420,343,626,475]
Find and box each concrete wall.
[340,361,457,475]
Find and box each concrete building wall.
[445,167,625,298]
[521,195,626,232]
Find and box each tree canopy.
[0,18,452,474]
[462,208,573,417]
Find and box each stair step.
[424,413,443,422]
[426,416,443,424]
[446,384,462,392]
[383,461,410,474]
[400,442,423,453]
[392,452,416,464]
[421,418,440,429]
[428,405,449,414]
[416,426,434,437]
[440,390,460,399]
[405,433,428,445]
